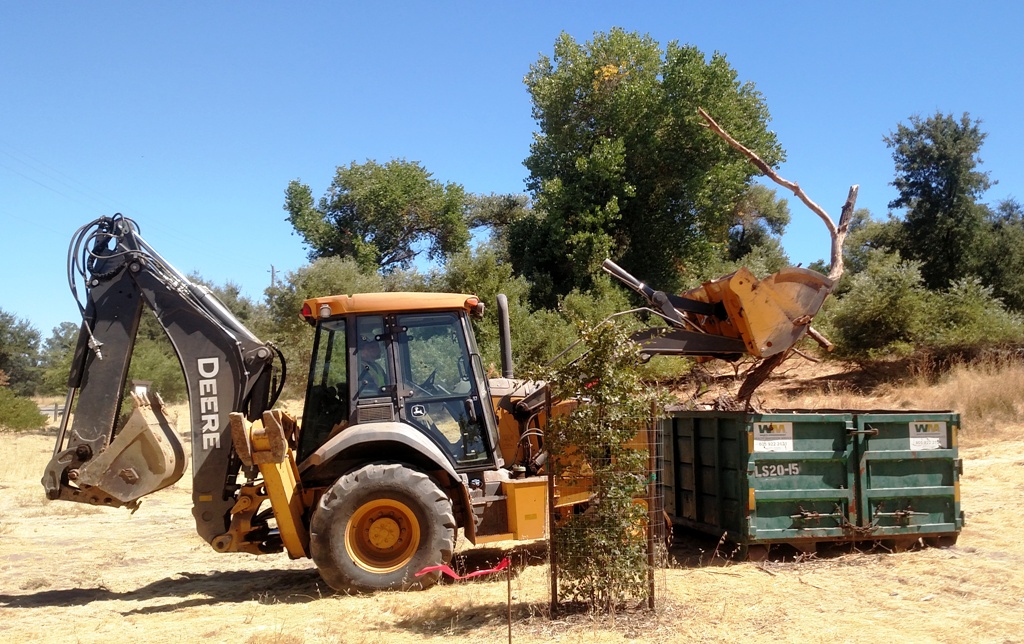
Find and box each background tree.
[285,159,470,272]
[0,369,47,430]
[975,199,1024,312]
[264,257,390,396]
[189,276,267,326]
[0,309,41,397]
[465,192,531,233]
[39,321,80,395]
[432,243,566,372]
[433,243,635,374]
[511,28,783,307]
[885,112,991,289]
[126,314,188,402]
[725,183,790,272]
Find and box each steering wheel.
[419,369,451,395]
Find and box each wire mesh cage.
[546,403,666,614]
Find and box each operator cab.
[296,293,501,473]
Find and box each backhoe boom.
[42,215,282,544]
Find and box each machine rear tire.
[310,463,456,592]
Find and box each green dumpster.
[660,409,963,556]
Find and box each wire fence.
[547,406,666,614]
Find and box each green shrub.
[930,277,1024,347]
[819,249,1024,364]
[819,250,935,360]
[542,317,667,611]
[0,387,47,430]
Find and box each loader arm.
[601,259,833,361]
[42,214,282,545]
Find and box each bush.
[819,250,935,360]
[0,387,47,430]
[819,248,1024,363]
[542,317,667,611]
[930,277,1024,347]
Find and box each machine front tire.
[310,463,456,592]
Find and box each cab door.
[394,312,497,469]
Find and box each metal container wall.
[855,412,963,543]
[660,409,963,553]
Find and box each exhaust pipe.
[496,294,513,378]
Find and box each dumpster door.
[746,413,858,543]
[854,412,964,543]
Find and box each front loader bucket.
[694,267,833,358]
[76,391,186,505]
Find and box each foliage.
[0,309,42,396]
[929,277,1023,348]
[541,317,667,611]
[190,275,268,328]
[820,249,1024,362]
[264,257,389,395]
[0,377,47,431]
[126,312,188,403]
[39,322,80,395]
[432,243,561,373]
[512,28,783,307]
[821,250,934,360]
[433,243,647,375]
[285,159,470,272]
[824,209,898,290]
[975,199,1024,312]
[885,112,991,289]
[727,184,790,268]
[465,192,531,231]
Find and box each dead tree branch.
[697,107,857,284]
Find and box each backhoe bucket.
[695,266,833,358]
[77,391,187,505]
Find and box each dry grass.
[887,359,1024,442]
[3,364,1024,642]
[759,355,1024,446]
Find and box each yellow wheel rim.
[346,498,421,573]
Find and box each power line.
[0,142,125,213]
[0,138,295,280]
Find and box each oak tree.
[511,29,782,306]
[885,112,991,289]
[285,159,470,272]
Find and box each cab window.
[397,313,489,467]
[299,319,348,461]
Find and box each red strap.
[415,557,510,580]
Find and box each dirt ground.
[3,393,1024,643]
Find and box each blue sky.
[2,2,1022,338]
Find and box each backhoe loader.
[41,214,832,592]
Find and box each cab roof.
[301,292,480,323]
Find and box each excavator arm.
[42,214,283,545]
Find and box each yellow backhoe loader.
[41,214,831,592]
